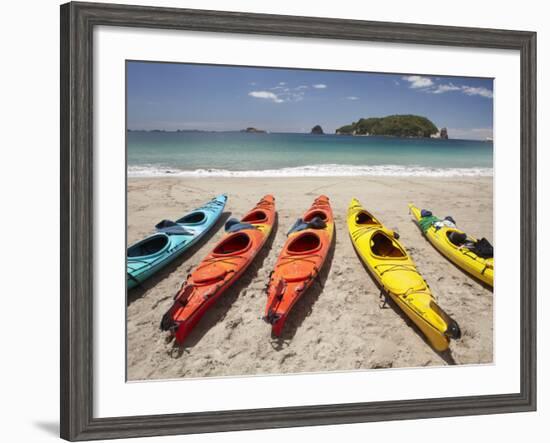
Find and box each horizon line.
[126,128,492,141]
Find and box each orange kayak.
[161,195,276,344]
[264,195,334,336]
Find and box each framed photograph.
[60,1,536,440]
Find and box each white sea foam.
[128,164,493,178]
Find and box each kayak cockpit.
[287,232,321,254]
[241,210,267,224]
[304,210,327,222]
[370,231,406,258]
[176,211,206,225]
[356,211,379,226]
[213,232,251,255]
[445,230,468,247]
[127,234,169,258]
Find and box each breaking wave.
[128,164,493,178]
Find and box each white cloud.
[428,83,461,94]
[280,91,305,102]
[460,86,493,98]
[249,82,257,86]
[402,76,493,99]
[248,90,284,103]
[249,80,339,102]
[402,75,434,89]
[345,96,359,100]
[249,88,306,103]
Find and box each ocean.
[127,131,493,178]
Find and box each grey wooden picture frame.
[60,1,537,441]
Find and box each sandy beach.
[127,176,493,381]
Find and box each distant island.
[127,118,452,138]
[241,127,267,134]
[335,114,442,138]
[310,125,324,135]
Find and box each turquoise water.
[127,131,493,177]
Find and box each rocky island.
[241,127,266,134]
[310,125,324,135]
[335,114,441,138]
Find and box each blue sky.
[127,61,493,139]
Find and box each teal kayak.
[127,194,227,289]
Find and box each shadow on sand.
[127,211,231,306]
[269,228,337,350]
[352,244,457,365]
[169,213,279,356]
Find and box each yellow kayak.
[347,198,461,352]
[409,204,493,287]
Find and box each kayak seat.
[287,216,326,235]
[241,210,267,223]
[304,210,327,222]
[287,232,321,254]
[155,220,194,235]
[176,211,206,225]
[224,218,258,233]
[213,233,251,255]
[157,226,194,235]
[370,232,405,258]
[127,234,169,257]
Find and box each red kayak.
[161,195,276,344]
[264,195,334,336]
